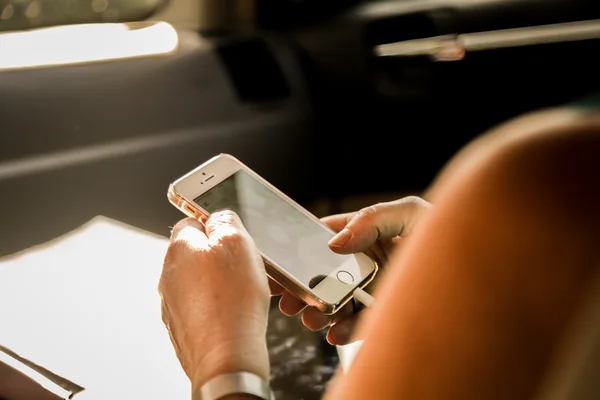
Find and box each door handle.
[375,18,600,61]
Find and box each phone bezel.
[168,153,378,314]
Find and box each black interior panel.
[216,37,291,103]
[0,32,316,256]
[2,0,600,255]
[270,0,600,197]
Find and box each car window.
[0,0,167,32]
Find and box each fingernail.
[329,229,352,248]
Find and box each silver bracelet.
[194,371,275,400]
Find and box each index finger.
[321,212,356,233]
[269,278,286,296]
[328,197,429,253]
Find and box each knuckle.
[211,209,240,224]
[219,209,238,218]
[356,205,378,221]
[402,195,422,205]
[399,195,431,209]
[387,196,419,216]
[218,229,246,247]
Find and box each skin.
[159,212,270,399]
[159,106,600,400]
[273,195,432,345]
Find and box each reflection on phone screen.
[194,171,349,287]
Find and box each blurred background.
[1,0,600,399]
[3,0,600,255]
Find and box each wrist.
[190,337,270,397]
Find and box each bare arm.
[325,108,600,400]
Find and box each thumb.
[328,196,430,254]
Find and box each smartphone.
[167,154,378,314]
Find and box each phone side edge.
[168,154,380,315]
[169,180,322,310]
[168,184,206,221]
[232,161,381,312]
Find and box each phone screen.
[194,170,350,288]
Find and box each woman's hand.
[158,210,271,394]
[271,196,432,345]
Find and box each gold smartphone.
[167,154,378,315]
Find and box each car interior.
[1,0,600,399]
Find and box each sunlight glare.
[0,21,179,71]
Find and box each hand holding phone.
[167,154,379,315]
[276,196,432,345]
[159,212,271,392]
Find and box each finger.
[169,218,208,250]
[301,307,333,331]
[268,278,285,296]
[327,317,359,345]
[279,292,306,316]
[302,301,354,331]
[328,197,430,254]
[320,212,356,233]
[204,210,249,244]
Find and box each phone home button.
[336,270,354,285]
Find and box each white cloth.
[0,216,189,400]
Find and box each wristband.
[194,371,274,400]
